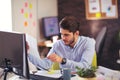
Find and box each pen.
[41,67,50,72]
[38,66,50,72]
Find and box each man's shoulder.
[80,36,95,43]
[55,39,63,43]
[79,36,95,47]
[53,39,63,46]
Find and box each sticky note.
[96,13,101,18]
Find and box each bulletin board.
[85,0,118,20]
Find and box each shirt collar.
[66,36,81,49]
[73,36,81,48]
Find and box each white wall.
[0,0,12,32]
[12,0,38,38]
[37,0,58,18]
[37,0,58,41]
[12,0,58,41]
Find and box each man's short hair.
[59,16,80,33]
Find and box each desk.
[6,70,104,80]
[38,40,53,58]
[38,40,53,47]
[7,70,78,80]
[5,67,120,80]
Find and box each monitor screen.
[0,31,29,79]
[42,16,60,39]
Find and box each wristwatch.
[61,58,67,64]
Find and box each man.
[28,16,95,72]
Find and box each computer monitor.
[42,16,60,39]
[0,31,29,79]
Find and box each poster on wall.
[88,0,100,13]
[85,0,118,20]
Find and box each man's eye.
[60,33,70,37]
[64,34,69,36]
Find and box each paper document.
[26,34,40,59]
[35,70,62,78]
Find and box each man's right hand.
[47,53,63,63]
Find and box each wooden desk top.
[38,40,53,47]
[38,41,46,47]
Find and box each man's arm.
[26,42,52,70]
[28,53,52,70]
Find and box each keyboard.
[30,74,62,80]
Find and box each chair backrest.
[95,27,107,65]
[95,27,107,54]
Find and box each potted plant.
[76,66,97,80]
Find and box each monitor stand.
[3,58,13,80]
[3,66,29,80]
[2,58,30,80]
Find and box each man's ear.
[76,31,80,35]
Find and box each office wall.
[12,0,58,41]
[12,0,38,38]
[37,0,58,41]
[0,0,12,32]
[58,0,120,70]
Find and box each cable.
[3,68,9,80]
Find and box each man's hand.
[47,53,62,63]
[26,41,30,54]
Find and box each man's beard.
[68,36,75,46]
[64,37,75,46]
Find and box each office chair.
[92,52,97,68]
[95,27,107,65]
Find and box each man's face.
[60,28,75,46]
